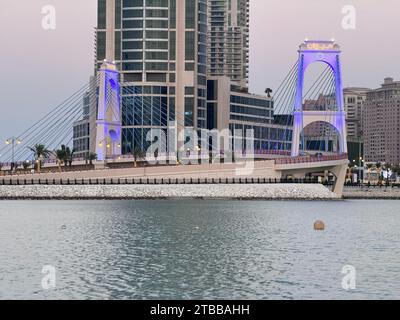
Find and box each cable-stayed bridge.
[0,40,349,196]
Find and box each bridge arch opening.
[300,121,340,154]
[302,61,338,112]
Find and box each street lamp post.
[359,156,363,185]
[5,137,21,168]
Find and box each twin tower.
[94,40,348,161]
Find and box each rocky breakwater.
[0,184,340,200]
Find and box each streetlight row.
[4,137,22,165]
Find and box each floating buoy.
[61,225,67,230]
[314,220,325,231]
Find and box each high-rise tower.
[208,0,249,88]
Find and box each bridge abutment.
[331,163,348,197]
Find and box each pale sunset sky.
[0,0,399,137]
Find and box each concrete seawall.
[0,184,340,200]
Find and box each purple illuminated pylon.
[291,40,347,157]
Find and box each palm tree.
[22,161,31,171]
[11,162,19,173]
[265,88,273,98]
[132,146,145,168]
[65,146,76,167]
[375,162,382,180]
[54,146,67,173]
[85,152,97,166]
[29,144,51,173]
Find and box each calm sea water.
[0,200,399,300]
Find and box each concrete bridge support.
[330,163,348,197]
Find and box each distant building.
[363,78,400,164]
[207,76,292,156]
[72,76,97,158]
[72,91,91,158]
[208,0,249,89]
[303,93,337,112]
[343,87,369,163]
[343,87,369,141]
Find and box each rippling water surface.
[0,200,399,300]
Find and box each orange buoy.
[314,220,325,231]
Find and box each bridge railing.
[0,177,323,186]
[105,150,292,160]
[253,150,291,156]
[275,153,348,165]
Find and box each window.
[185,31,195,60]
[185,87,194,95]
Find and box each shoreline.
[0,196,397,200]
[343,187,400,200]
[0,197,344,201]
[0,184,340,201]
[343,196,400,200]
[0,185,399,201]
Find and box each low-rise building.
[72,89,96,158]
[343,87,369,163]
[343,87,369,141]
[363,78,400,164]
[207,76,292,157]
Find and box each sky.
[0,0,399,139]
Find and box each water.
[0,200,399,300]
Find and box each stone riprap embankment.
[0,184,340,200]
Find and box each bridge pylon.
[291,40,347,157]
[95,60,122,162]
